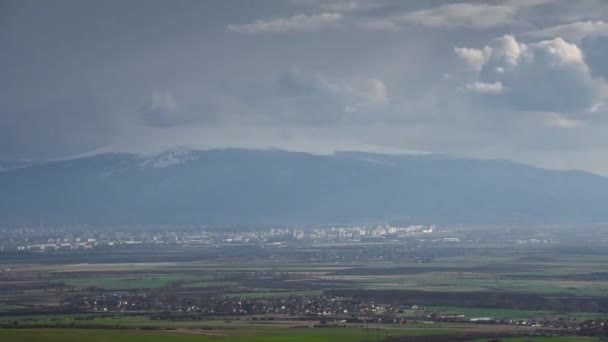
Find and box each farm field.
[0,328,600,342]
[3,226,608,341]
[0,328,388,342]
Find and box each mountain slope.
[1,149,607,225]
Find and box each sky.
[2,0,608,174]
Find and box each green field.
[226,290,323,298]
[3,232,608,341]
[60,274,201,289]
[0,327,453,342]
[0,328,599,342]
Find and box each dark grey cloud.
[582,35,608,80]
[0,97,118,160]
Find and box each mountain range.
[1,148,607,225]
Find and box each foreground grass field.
[0,328,436,342]
[0,329,600,342]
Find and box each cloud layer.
[3,0,608,175]
[227,12,342,33]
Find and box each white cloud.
[402,3,516,29]
[454,47,490,71]
[543,112,586,128]
[531,37,584,64]
[466,81,504,94]
[231,1,561,34]
[488,35,525,67]
[361,3,518,31]
[455,35,606,113]
[310,0,378,13]
[504,0,556,7]
[528,20,608,43]
[228,12,342,33]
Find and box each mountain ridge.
[1,148,607,225]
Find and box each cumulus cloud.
[227,12,342,33]
[455,35,607,113]
[454,47,490,71]
[528,21,608,79]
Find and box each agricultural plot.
[2,229,608,341]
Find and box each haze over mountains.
[1,148,607,225]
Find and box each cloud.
[544,112,586,128]
[141,91,219,127]
[402,3,516,29]
[302,0,379,13]
[454,47,490,71]
[528,20,608,43]
[228,12,342,33]
[357,1,555,31]
[0,97,118,160]
[7,0,608,174]
[455,35,607,113]
[581,35,608,80]
[466,81,504,94]
[361,5,516,31]
[363,79,389,104]
[227,1,563,35]
[141,91,179,126]
[228,1,557,35]
[273,68,389,123]
[279,68,388,105]
[528,20,608,79]
[145,91,178,114]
